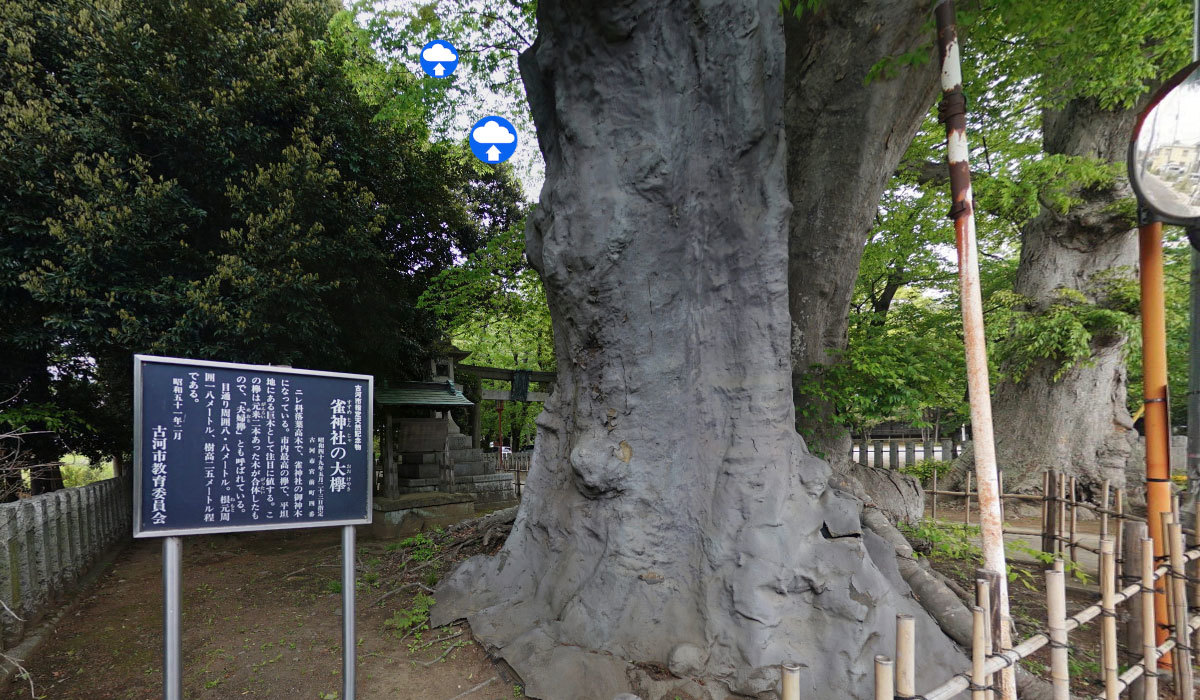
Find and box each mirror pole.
[1189,0,1199,537]
[1180,1,1199,547]
[1140,213,1175,653]
[1190,227,1200,534]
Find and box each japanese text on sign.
[134,356,373,537]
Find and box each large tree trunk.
[990,98,1140,496]
[785,2,940,469]
[433,2,962,698]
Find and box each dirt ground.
[1,527,519,700]
[3,497,1181,700]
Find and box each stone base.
[371,493,476,538]
[392,472,515,504]
[396,447,490,479]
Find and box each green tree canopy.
[419,217,551,449]
[800,0,1194,456]
[1,0,524,467]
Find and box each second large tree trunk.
[433,2,963,699]
[785,1,940,469]
[990,98,1141,495]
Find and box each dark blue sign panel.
[133,355,373,537]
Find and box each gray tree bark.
[785,1,941,469]
[988,98,1141,496]
[433,2,962,698]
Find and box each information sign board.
[133,355,373,537]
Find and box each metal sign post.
[163,537,182,700]
[133,355,372,700]
[342,526,356,698]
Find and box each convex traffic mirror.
[1130,60,1200,229]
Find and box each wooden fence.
[776,516,1199,699]
[870,511,1199,700]
[482,453,531,499]
[779,469,1200,700]
[925,469,1164,583]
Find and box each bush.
[59,454,114,488]
[898,521,981,561]
[898,458,952,482]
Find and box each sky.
[369,0,545,202]
[1139,66,1200,150]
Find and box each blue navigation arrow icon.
[469,116,517,164]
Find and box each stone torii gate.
[456,364,555,458]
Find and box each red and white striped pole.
[935,3,1015,699]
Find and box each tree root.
[280,562,339,579]
[1,652,35,699]
[928,564,972,604]
[446,506,517,535]
[442,676,495,700]
[373,582,421,607]
[421,638,468,666]
[443,507,518,560]
[437,501,1063,697]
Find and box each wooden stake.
[1142,537,1160,700]
[1124,521,1149,700]
[932,466,939,521]
[965,471,972,526]
[1101,479,1111,541]
[1060,473,1070,557]
[976,577,994,700]
[1045,568,1070,700]
[971,606,988,700]
[1169,521,1194,699]
[1116,488,1125,585]
[781,663,800,700]
[1041,471,1053,553]
[896,614,915,699]
[875,656,893,700]
[976,568,1002,668]
[1191,520,1200,658]
[1161,511,1177,679]
[1069,476,1079,566]
[1101,537,1119,700]
[384,411,395,498]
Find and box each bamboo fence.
[771,469,1200,699]
[865,521,1199,700]
[925,469,1189,584]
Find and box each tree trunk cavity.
[433,2,963,698]
[989,97,1141,495]
[785,1,940,469]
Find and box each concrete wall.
[0,476,131,649]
